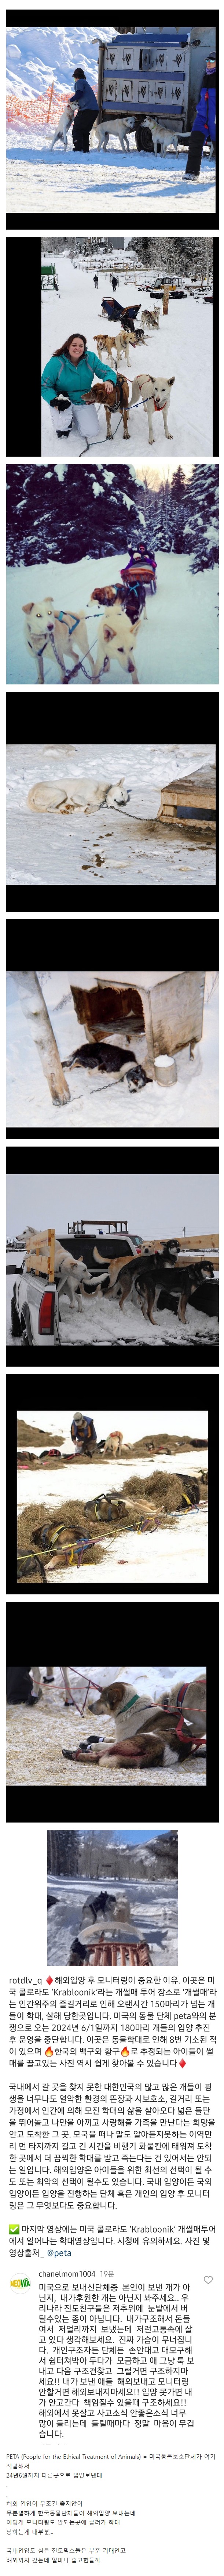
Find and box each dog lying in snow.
[50,101,74,151]
[62,1040,148,1088]
[27,776,129,815]
[131,373,175,443]
[22,599,94,686]
[89,116,130,154]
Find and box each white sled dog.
[131,373,175,443]
[22,599,94,685]
[50,101,74,151]
[27,777,130,814]
[91,597,146,686]
[90,115,130,154]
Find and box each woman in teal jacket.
[41,330,117,450]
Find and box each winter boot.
[185,130,204,178]
[56,396,73,437]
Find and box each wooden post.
[11,971,70,1104]
[26,1229,55,1281]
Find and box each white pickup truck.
[11,1267,60,1346]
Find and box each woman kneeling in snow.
[41,331,117,450]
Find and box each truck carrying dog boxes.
[97,25,216,151]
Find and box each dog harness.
[176,1682,206,1746]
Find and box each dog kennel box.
[158,767,216,837]
[70,972,206,1081]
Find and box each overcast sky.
[7,1165,218,1239]
[19,1408,208,1443]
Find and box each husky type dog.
[80,1673,206,1765]
[22,599,94,685]
[131,373,175,443]
[27,775,129,815]
[93,332,118,363]
[140,306,160,330]
[90,374,130,439]
[90,115,130,154]
[91,589,146,686]
[50,101,74,151]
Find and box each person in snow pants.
[70,1412,97,1457]
[41,331,117,447]
[72,66,97,152]
[93,274,99,288]
[185,56,216,179]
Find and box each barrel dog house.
[70,971,206,1087]
[158,765,216,841]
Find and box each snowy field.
[6,126,216,219]
[6,1663,206,1790]
[7,968,219,1134]
[6,740,216,892]
[7,552,219,690]
[17,1446,208,1590]
[41,253,213,461]
[47,1870,178,1966]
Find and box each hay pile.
[18,1470,207,1580]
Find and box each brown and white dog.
[78,1672,206,1765]
[22,598,94,686]
[140,306,160,330]
[93,332,118,363]
[131,372,175,443]
[90,373,130,440]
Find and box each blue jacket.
[73,75,97,112]
[192,68,215,145]
[41,348,117,406]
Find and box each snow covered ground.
[7,551,219,689]
[6,1664,206,1791]
[17,1447,208,1590]
[6,126,216,219]
[7,968,219,1134]
[6,740,216,892]
[41,253,213,460]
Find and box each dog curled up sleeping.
[131,374,175,444]
[27,775,129,816]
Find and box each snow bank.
[7,551,219,688]
[7,133,215,219]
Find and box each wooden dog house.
[71,971,206,1084]
[158,765,215,839]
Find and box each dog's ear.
[22,601,34,612]
[169,377,175,387]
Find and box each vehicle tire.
[11,1293,21,1338]
[20,1303,32,1346]
[135,122,154,153]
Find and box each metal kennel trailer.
[97,26,216,150]
[70,971,206,1086]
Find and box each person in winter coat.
[111,275,118,291]
[41,331,117,448]
[72,66,98,152]
[70,1412,97,1456]
[121,544,157,596]
[7,1666,34,1704]
[185,55,216,178]
[93,273,99,288]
